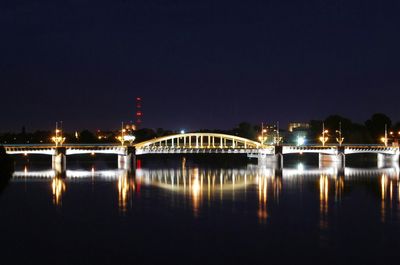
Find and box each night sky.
[1,0,400,132]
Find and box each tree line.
[1,113,399,144]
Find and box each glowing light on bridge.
[116,122,136,146]
[51,124,65,147]
[336,122,344,146]
[319,123,329,146]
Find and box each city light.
[296,136,305,146]
[180,130,185,134]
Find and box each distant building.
[287,122,311,145]
[260,124,280,145]
[288,122,310,132]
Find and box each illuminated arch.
[134,133,261,150]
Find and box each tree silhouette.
[365,113,392,142]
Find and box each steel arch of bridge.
[134,133,261,151]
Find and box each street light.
[116,122,126,146]
[336,122,344,146]
[259,122,266,146]
[116,121,136,146]
[381,124,388,147]
[258,134,267,146]
[319,122,328,146]
[51,122,65,147]
[274,121,282,146]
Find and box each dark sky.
[1,0,400,132]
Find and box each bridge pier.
[258,146,283,168]
[257,154,283,168]
[377,153,399,168]
[118,147,136,171]
[319,153,345,168]
[52,147,66,174]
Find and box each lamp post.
[51,121,66,147]
[381,124,388,147]
[319,122,329,146]
[258,122,267,147]
[274,121,282,146]
[336,122,344,146]
[116,122,126,146]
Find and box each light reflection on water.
[3,161,400,265]
[117,173,135,213]
[9,163,400,224]
[51,178,66,206]
[319,174,329,230]
[380,173,400,223]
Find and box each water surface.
[0,159,399,265]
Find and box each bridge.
[3,132,400,171]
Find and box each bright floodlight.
[123,135,136,142]
[297,136,305,146]
[180,130,185,134]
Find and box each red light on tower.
[136,97,142,128]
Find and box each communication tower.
[136,97,142,128]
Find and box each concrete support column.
[319,153,345,168]
[52,147,66,174]
[377,153,399,168]
[118,147,136,171]
[258,154,283,168]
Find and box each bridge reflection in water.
[51,178,66,206]
[11,164,400,222]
